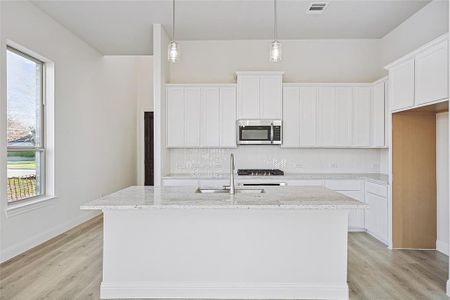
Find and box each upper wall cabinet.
[237,72,283,119]
[166,85,237,148]
[386,34,448,112]
[372,81,386,147]
[388,59,415,111]
[415,40,448,106]
[282,84,386,148]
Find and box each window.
[6,47,45,203]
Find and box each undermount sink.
[195,188,265,194]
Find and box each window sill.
[5,195,56,218]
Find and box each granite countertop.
[162,173,389,185]
[80,186,368,210]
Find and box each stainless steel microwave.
[237,120,282,145]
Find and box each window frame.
[6,46,46,204]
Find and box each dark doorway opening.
[144,112,154,186]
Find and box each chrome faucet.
[229,153,236,195]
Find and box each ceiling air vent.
[306,2,328,14]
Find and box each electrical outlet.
[330,163,338,169]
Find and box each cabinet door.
[366,192,388,243]
[201,88,220,147]
[299,87,317,146]
[237,76,259,119]
[372,82,386,147]
[335,87,353,146]
[167,87,185,147]
[260,76,282,119]
[337,190,365,230]
[317,87,336,146]
[353,87,371,147]
[389,59,415,111]
[415,40,448,106]
[282,87,300,147]
[220,87,237,147]
[184,88,201,147]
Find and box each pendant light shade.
[168,40,180,63]
[270,40,282,63]
[168,0,179,63]
[270,0,281,63]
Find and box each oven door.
[238,125,272,144]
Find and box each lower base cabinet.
[365,182,389,244]
[162,177,389,243]
[336,190,365,231]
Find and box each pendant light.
[270,0,281,63]
[168,0,180,63]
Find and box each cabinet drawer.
[365,181,388,198]
[325,180,361,191]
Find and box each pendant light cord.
[273,0,277,41]
[172,0,176,40]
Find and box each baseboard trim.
[100,282,349,299]
[0,211,100,263]
[436,240,449,255]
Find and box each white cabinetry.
[166,85,236,148]
[167,87,185,147]
[352,87,372,147]
[282,87,317,147]
[365,181,388,244]
[237,72,283,119]
[334,87,353,146]
[317,87,336,146]
[386,34,448,111]
[185,88,201,147]
[415,39,448,106]
[324,180,365,231]
[388,59,415,111]
[372,81,386,147]
[282,85,384,148]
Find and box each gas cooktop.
[237,169,284,176]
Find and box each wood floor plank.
[1,217,448,300]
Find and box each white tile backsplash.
[169,147,386,175]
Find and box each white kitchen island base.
[100,208,349,300]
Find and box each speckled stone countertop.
[80,186,368,210]
[163,173,389,185]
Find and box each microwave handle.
[270,123,274,144]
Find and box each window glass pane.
[7,49,43,147]
[7,151,44,202]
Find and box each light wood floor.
[1,216,449,300]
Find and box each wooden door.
[144,112,154,186]
[392,111,437,249]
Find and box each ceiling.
[32,0,432,55]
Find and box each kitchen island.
[81,186,367,300]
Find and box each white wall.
[169,39,382,83]
[0,1,139,262]
[136,56,153,185]
[169,148,382,175]
[381,0,449,67]
[436,112,449,255]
